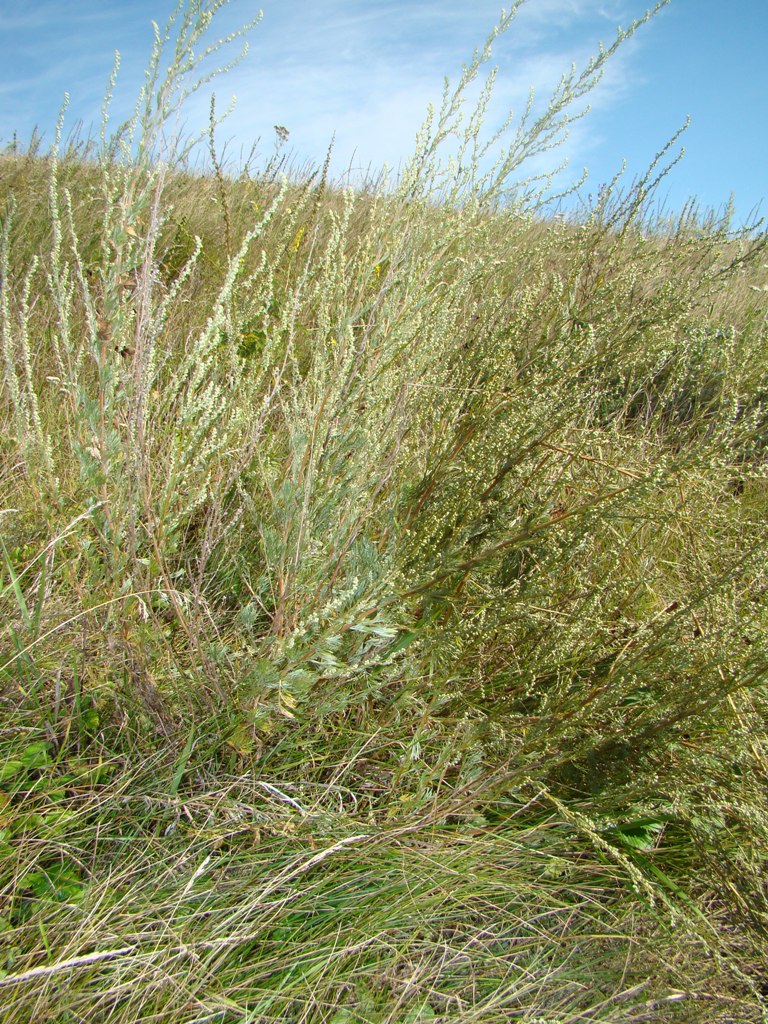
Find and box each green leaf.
[20,741,50,770]
[0,536,31,629]
[25,864,85,904]
[404,1007,436,1023]
[387,629,422,657]
[0,761,24,784]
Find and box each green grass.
[1,1,768,1020]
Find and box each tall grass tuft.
[1,1,768,1020]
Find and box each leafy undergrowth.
[2,1,768,1020]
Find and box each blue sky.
[0,0,765,224]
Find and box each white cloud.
[0,0,663,199]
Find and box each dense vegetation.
[1,2,767,1020]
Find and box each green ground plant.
[1,1,768,1020]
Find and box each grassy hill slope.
[1,2,768,1020]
